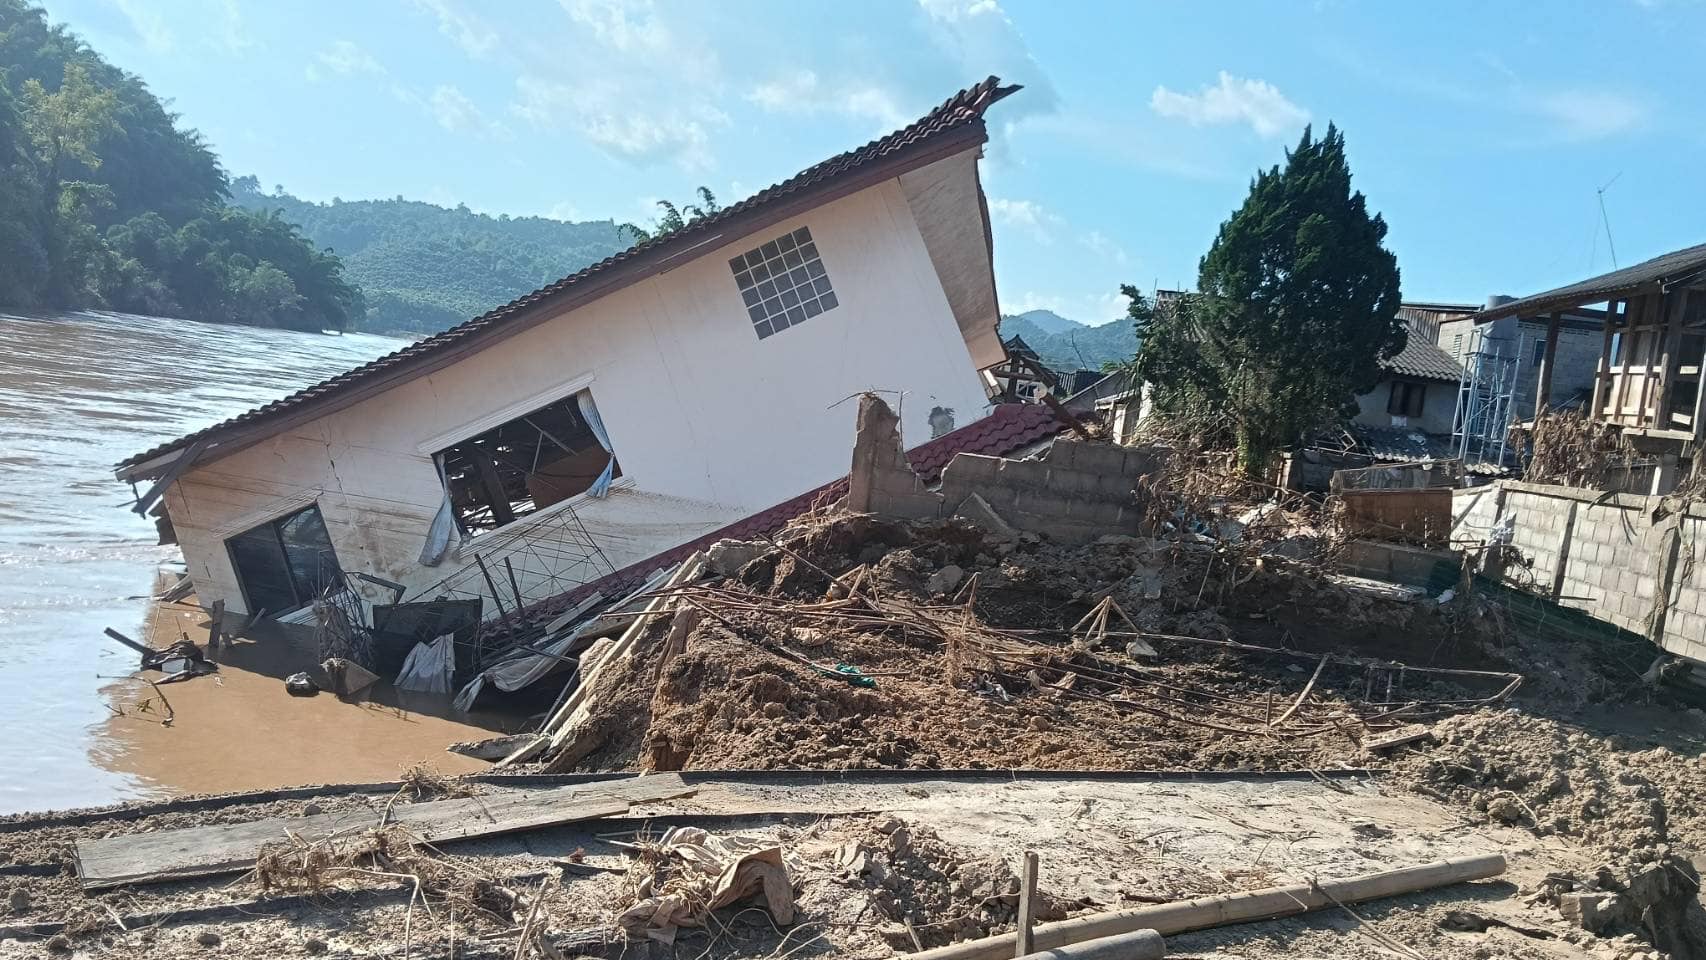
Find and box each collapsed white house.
[115,77,1023,629]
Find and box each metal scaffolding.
[1451,326,1524,469]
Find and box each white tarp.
[451,625,583,712]
[396,634,455,693]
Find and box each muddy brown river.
[0,311,502,814]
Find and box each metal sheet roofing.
[117,76,1019,478]
[1474,241,1706,322]
[1379,334,1463,383]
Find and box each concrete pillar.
[1652,453,1681,496]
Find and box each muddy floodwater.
[0,311,505,814]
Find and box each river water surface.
[0,311,500,814]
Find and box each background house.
[1465,242,1706,493]
[116,78,1022,621]
[1432,298,1605,416]
[1351,332,1463,436]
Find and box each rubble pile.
[825,816,1072,949]
[552,510,1518,776]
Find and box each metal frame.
[1451,325,1524,470]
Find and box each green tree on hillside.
[21,63,118,303]
[0,81,49,306]
[0,0,362,331]
[620,187,721,242]
[1134,124,1403,474]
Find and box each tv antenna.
[1597,172,1621,269]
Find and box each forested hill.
[0,1,362,331]
[1000,309,1138,374]
[230,180,629,335]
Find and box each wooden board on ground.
[75,773,693,890]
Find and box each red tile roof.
[482,401,1062,643]
[117,76,1021,479]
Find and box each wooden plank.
[75,774,692,890]
[1590,299,1616,417]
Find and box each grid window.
[729,226,838,339]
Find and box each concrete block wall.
[846,394,1165,544]
[933,439,1163,543]
[1458,478,1706,662]
[1450,485,1502,542]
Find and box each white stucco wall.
[166,169,994,616]
[1352,376,1458,434]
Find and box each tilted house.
[116,78,1022,620]
[1468,242,1706,493]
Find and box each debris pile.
[512,507,1519,778]
[829,816,1071,949]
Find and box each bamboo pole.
[1016,930,1164,960]
[900,854,1506,960]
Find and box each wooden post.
[1535,310,1563,419]
[1590,300,1617,419]
[1016,851,1039,958]
[206,599,226,648]
[1653,290,1684,429]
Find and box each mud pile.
[565,512,1514,776]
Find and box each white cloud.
[1533,90,1651,141]
[746,70,908,130]
[561,0,670,55]
[306,41,384,82]
[430,85,485,134]
[410,0,499,58]
[489,0,1053,171]
[113,0,174,53]
[986,197,1061,244]
[1150,71,1310,139]
[1081,230,1130,267]
[512,76,720,169]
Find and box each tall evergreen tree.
[1135,124,1403,474]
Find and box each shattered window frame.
[433,390,619,537]
[728,226,838,340]
[224,502,344,615]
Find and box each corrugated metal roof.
[118,76,1019,477]
[1380,334,1463,382]
[1475,241,1706,322]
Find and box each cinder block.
[942,454,1001,484]
[1121,447,1158,476]
[1045,440,1081,469]
[998,459,1051,489]
[1072,443,1129,475]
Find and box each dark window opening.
[435,392,618,535]
[1679,334,1705,369]
[1387,381,1426,418]
[1532,338,1547,367]
[227,503,343,615]
[1669,380,1699,421]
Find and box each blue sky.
[42,0,1706,326]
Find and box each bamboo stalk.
[901,854,1506,960]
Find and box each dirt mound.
[1393,710,1706,850]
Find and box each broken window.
[434,390,619,536]
[1387,381,1426,418]
[226,503,344,615]
[729,226,838,340]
